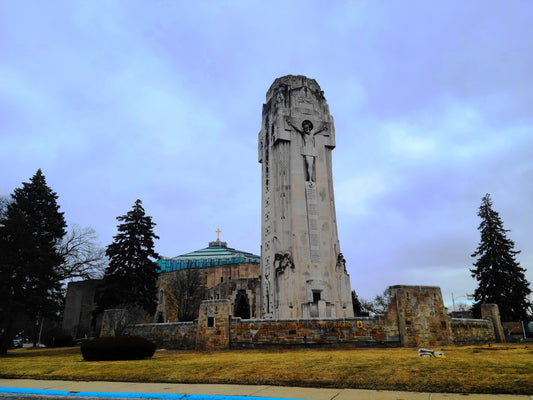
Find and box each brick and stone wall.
[450,318,495,344]
[207,278,261,319]
[229,317,400,348]
[125,321,196,349]
[481,304,506,343]
[388,285,453,347]
[196,299,232,350]
[126,289,505,350]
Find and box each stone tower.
[258,75,353,319]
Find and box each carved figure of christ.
[286,119,328,182]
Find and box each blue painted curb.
[0,387,307,400]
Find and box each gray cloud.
[1,1,532,306]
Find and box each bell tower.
[258,75,353,319]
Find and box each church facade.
[155,238,261,323]
[62,237,261,339]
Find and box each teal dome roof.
[157,239,260,273]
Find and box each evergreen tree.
[97,200,159,316]
[0,170,66,354]
[470,194,531,321]
[351,290,363,315]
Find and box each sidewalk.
[0,379,531,400]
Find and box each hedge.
[81,335,156,361]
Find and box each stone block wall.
[205,262,260,288]
[196,300,232,350]
[207,278,261,319]
[481,304,506,343]
[230,317,400,348]
[125,322,196,349]
[126,289,504,350]
[389,285,452,347]
[450,318,495,344]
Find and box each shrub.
[43,327,73,348]
[81,335,156,361]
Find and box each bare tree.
[169,268,207,322]
[101,306,146,336]
[361,289,391,315]
[57,224,107,282]
[0,195,11,221]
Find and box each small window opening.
[221,277,224,283]
[207,317,214,328]
[313,290,321,303]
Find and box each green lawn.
[1,344,532,394]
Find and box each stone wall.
[125,321,196,349]
[481,304,506,343]
[389,285,452,347]
[229,317,400,348]
[204,262,260,288]
[196,299,232,351]
[62,279,102,338]
[450,318,495,344]
[207,278,261,319]
[127,292,504,350]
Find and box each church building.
[155,235,261,323]
[62,235,261,339]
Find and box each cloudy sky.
[1,1,532,306]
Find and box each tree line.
[2,170,531,354]
[0,170,161,355]
[352,194,532,322]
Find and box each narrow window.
[313,290,321,303]
[207,317,214,328]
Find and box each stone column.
[258,75,353,319]
[481,303,506,343]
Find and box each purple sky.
[1,1,532,306]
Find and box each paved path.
[0,379,531,400]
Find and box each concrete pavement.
[0,379,531,400]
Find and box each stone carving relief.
[285,118,328,183]
[278,142,290,220]
[274,251,295,275]
[275,88,285,107]
[336,253,347,273]
[263,253,272,316]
